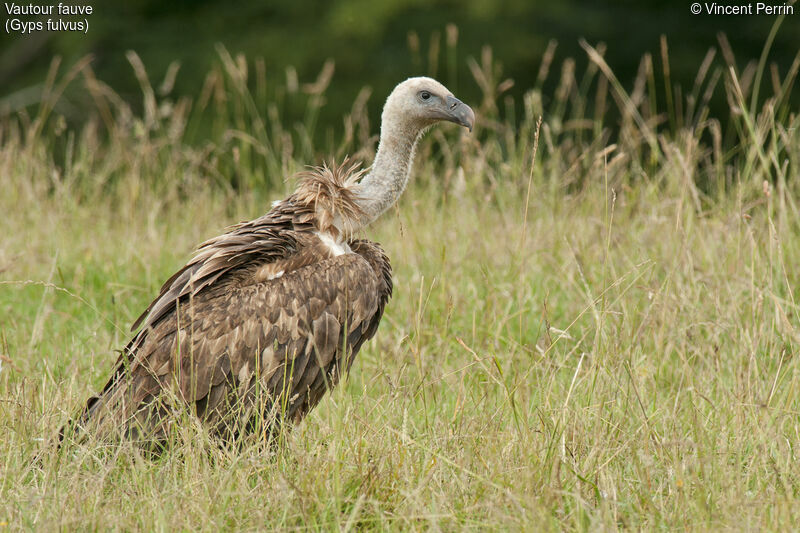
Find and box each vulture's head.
[383,77,475,134]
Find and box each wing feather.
[130,201,312,332]
[81,244,391,442]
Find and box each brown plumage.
[70,162,390,443]
[63,77,474,446]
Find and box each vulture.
[63,77,475,445]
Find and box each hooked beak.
[445,95,475,132]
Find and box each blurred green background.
[1,0,798,134]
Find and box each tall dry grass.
[1,26,799,530]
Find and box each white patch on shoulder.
[268,270,284,280]
[315,231,351,257]
[271,200,281,208]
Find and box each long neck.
[351,116,422,229]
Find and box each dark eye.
[419,90,431,101]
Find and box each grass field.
[2,38,799,530]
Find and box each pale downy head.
[381,77,475,134]
[347,77,474,233]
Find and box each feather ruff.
[293,159,367,237]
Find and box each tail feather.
[57,393,101,447]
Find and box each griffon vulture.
[64,77,475,445]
